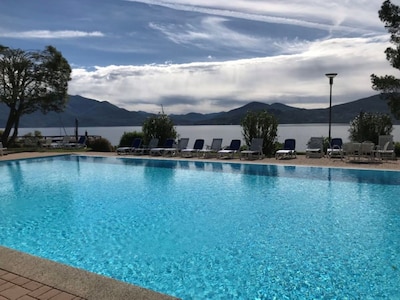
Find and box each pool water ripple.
[0,155,399,299]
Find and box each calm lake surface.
[18,124,400,152]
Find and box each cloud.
[69,34,395,114]
[149,16,267,51]
[0,30,104,39]
[127,0,383,33]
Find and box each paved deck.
[0,267,85,300]
[0,245,177,300]
[0,151,399,299]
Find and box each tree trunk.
[1,107,18,147]
[10,115,20,145]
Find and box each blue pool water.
[0,155,400,299]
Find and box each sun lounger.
[41,138,53,148]
[161,138,189,156]
[66,136,87,149]
[53,136,71,148]
[199,138,223,158]
[376,135,395,161]
[150,138,175,156]
[0,142,7,156]
[46,138,61,148]
[343,142,360,161]
[306,137,324,158]
[181,139,205,157]
[327,138,343,159]
[132,138,159,155]
[360,141,375,161]
[240,138,264,160]
[275,139,296,159]
[117,138,142,155]
[343,141,376,162]
[217,139,241,159]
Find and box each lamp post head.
[325,73,337,84]
[325,73,337,78]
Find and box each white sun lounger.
[199,138,223,158]
[240,138,264,160]
[275,139,296,159]
[306,137,324,158]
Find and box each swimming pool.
[0,155,399,299]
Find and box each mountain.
[0,95,150,127]
[0,94,398,127]
[171,94,398,125]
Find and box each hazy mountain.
[171,94,398,125]
[0,94,398,128]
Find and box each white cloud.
[0,30,104,39]
[69,35,396,114]
[127,0,383,32]
[149,16,266,50]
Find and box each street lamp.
[325,73,337,145]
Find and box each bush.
[22,131,43,147]
[23,130,42,138]
[88,137,113,152]
[395,142,400,157]
[118,131,144,147]
[142,112,177,146]
[240,110,278,156]
[349,112,393,144]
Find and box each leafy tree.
[348,112,393,144]
[0,45,71,146]
[142,112,177,146]
[371,0,400,119]
[240,110,278,156]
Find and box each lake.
[18,124,400,152]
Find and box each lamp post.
[325,73,337,144]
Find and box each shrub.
[395,142,400,157]
[88,137,113,152]
[240,110,278,156]
[349,112,393,144]
[142,112,177,145]
[118,131,144,147]
[21,131,42,148]
[23,130,42,138]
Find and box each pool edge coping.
[0,245,178,300]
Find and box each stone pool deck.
[0,246,175,300]
[0,151,399,299]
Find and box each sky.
[1,0,399,114]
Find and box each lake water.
[17,124,400,152]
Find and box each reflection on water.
[102,156,400,185]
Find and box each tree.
[0,45,71,146]
[142,112,177,146]
[240,110,278,156]
[371,0,400,119]
[348,112,393,144]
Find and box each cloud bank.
[69,35,395,114]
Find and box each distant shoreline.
[2,94,399,127]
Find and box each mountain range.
[0,94,398,128]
